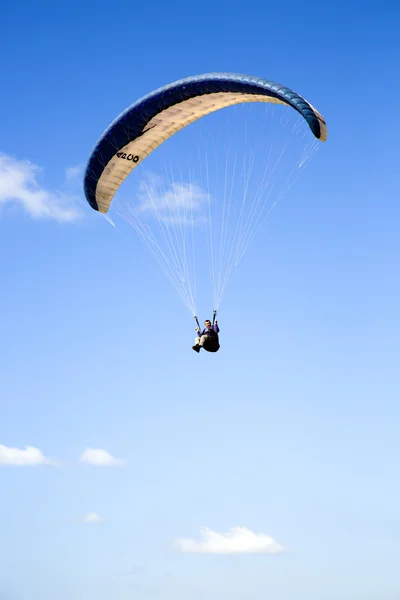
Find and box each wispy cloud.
[65,164,84,182]
[135,173,209,225]
[78,448,126,466]
[0,153,82,221]
[0,444,60,467]
[175,526,285,554]
[83,512,103,524]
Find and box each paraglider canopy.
[84,72,327,214]
[83,72,327,316]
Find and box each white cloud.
[135,174,209,225]
[78,448,126,466]
[65,164,83,182]
[83,512,103,524]
[0,153,82,221]
[175,526,285,554]
[0,444,60,467]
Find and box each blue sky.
[1,1,400,599]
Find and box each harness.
[194,311,220,352]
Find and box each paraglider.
[192,311,220,353]
[83,73,328,352]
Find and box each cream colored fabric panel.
[95,92,301,213]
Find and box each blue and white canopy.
[83,73,327,214]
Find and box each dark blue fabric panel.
[84,73,323,211]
